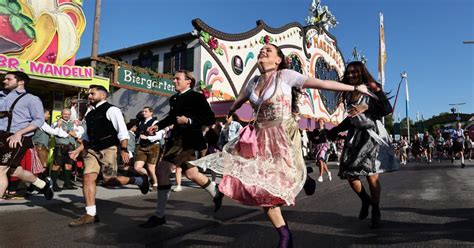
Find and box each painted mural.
[0,0,86,66]
[192,18,346,125]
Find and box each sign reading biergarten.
[117,67,175,95]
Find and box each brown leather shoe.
[68,214,100,227]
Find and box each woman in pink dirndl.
[190,44,374,247]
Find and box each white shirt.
[179,88,192,95]
[140,118,164,143]
[41,123,68,137]
[52,119,84,138]
[81,100,130,142]
[146,129,166,143]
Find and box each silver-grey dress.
[330,91,399,179]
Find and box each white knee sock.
[203,180,217,198]
[86,205,97,216]
[32,178,46,189]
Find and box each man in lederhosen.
[68,85,149,227]
[51,108,83,191]
[133,106,164,191]
[139,70,222,228]
[32,109,69,176]
[0,71,53,200]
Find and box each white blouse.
[245,69,307,105]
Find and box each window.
[163,43,194,74]
[132,51,159,71]
[315,57,341,114]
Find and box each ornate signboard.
[192,17,346,124]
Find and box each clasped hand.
[355,84,379,100]
[348,104,369,117]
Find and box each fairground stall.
[0,0,108,121]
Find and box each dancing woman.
[328,61,398,228]
[190,44,374,247]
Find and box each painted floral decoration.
[200,31,223,55]
[259,35,274,45]
[199,79,212,98]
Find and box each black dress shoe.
[140,175,150,194]
[303,176,316,196]
[139,215,166,228]
[461,163,466,168]
[213,188,224,212]
[53,184,62,192]
[41,178,54,200]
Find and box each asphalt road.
[1,160,473,248]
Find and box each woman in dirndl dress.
[328,61,398,228]
[190,44,374,247]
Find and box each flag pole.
[378,12,387,124]
[401,71,410,143]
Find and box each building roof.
[76,32,194,63]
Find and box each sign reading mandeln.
[117,67,175,95]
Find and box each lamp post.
[401,71,409,142]
[449,102,466,122]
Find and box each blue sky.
[76,0,473,121]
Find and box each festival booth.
[0,0,109,121]
[192,16,346,130]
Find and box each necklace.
[256,71,276,98]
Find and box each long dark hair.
[269,43,300,114]
[341,61,380,87]
[341,61,388,102]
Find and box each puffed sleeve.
[280,69,308,88]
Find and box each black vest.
[138,118,156,147]
[85,102,119,150]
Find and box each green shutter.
[151,55,159,72]
[186,49,194,72]
[163,52,172,74]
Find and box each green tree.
[384,114,394,134]
[399,118,414,129]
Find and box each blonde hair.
[176,70,196,88]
